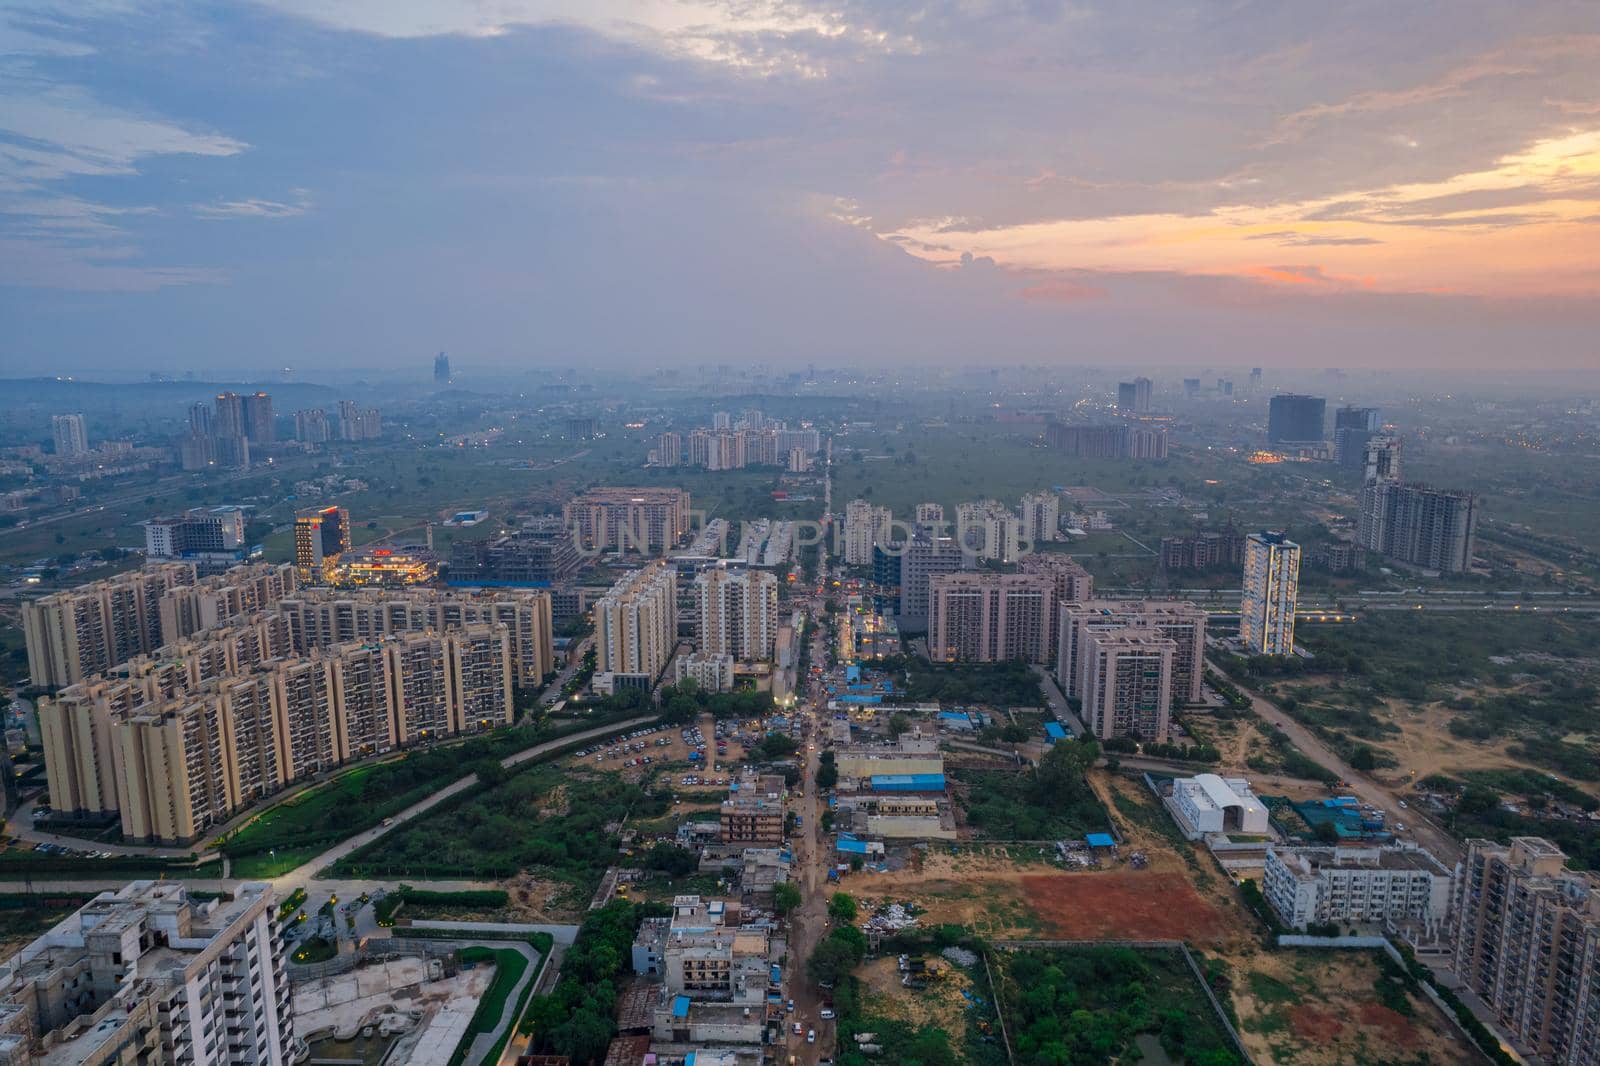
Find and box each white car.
[807,1029,816,1044]
[819,1008,835,1020]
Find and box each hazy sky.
[2,1,1598,376]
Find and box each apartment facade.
[1056,599,1205,707]
[39,626,511,843]
[955,500,1023,562]
[1240,531,1300,656]
[1453,837,1600,1065]
[0,881,294,1066]
[1079,629,1174,742]
[1019,492,1061,544]
[22,564,198,688]
[1357,480,1478,573]
[926,572,1054,664]
[1264,843,1452,937]
[842,498,892,566]
[564,487,692,553]
[594,561,678,692]
[696,568,778,662]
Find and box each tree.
[773,881,801,914]
[828,892,857,922]
[1313,820,1340,843]
[888,712,911,738]
[816,751,838,790]
[1349,745,1377,771]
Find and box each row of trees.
[522,900,663,1064]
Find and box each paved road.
[1213,660,1462,865]
[1032,665,1088,735]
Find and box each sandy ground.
[560,714,749,787]
[1371,699,1600,797]
[1227,948,1485,1065]
[857,954,974,1035]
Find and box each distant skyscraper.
[656,431,682,467]
[1019,492,1061,544]
[1267,394,1326,443]
[711,411,732,430]
[1116,377,1152,413]
[434,351,451,385]
[294,408,330,444]
[187,402,212,437]
[241,391,274,443]
[1240,531,1300,656]
[213,391,245,439]
[1249,367,1262,387]
[843,498,892,566]
[51,413,89,457]
[1333,405,1381,466]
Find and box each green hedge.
[448,947,530,1066]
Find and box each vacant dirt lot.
[1021,870,1235,944]
[857,954,974,1035]
[1229,947,1485,1065]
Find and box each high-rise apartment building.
[448,525,582,587]
[294,407,330,443]
[0,881,294,1066]
[294,505,351,578]
[337,399,382,440]
[1019,492,1061,544]
[565,487,692,554]
[656,431,682,467]
[842,498,893,566]
[1116,376,1153,413]
[1160,528,1247,570]
[914,502,945,529]
[1267,394,1326,443]
[1240,531,1299,655]
[1357,481,1478,573]
[957,500,1023,562]
[1057,600,1205,708]
[927,572,1054,664]
[1362,434,1403,482]
[40,624,511,842]
[1045,422,1168,459]
[894,532,967,630]
[696,568,779,661]
[1453,837,1600,1065]
[1079,628,1174,742]
[188,400,213,437]
[51,413,89,457]
[22,564,198,688]
[593,561,678,692]
[156,562,298,642]
[214,391,246,439]
[241,391,275,443]
[434,350,451,384]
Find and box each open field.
[1228,948,1484,1066]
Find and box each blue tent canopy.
[1086,832,1116,848]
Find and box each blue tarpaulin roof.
[1086,833,1116,848]
[837,838,870,854]
[1044,722,1068,740]
[672,995,691,1018]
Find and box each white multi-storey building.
[51,413,89,457]
[676,651,735,693]
[842,499,892,566]
[1170,774,1269,838]
[0,880,295,1065]
[956,500,1023,562]
[594,561,678,693]
[1263,843,1451,936]
[1240,531,1300,655]
[1019,492,1061,544]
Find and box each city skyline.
[3,2,1599,372]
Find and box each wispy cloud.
[193,191,312,220]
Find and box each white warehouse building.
[1263,843,1452,937]
[1169,774,1269,838]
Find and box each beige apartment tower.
[696,568,779,661]
[927,572,1054,664]
[593,561,678,691]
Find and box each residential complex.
[1056,599,1206,708]
[593,561,678,693]
[39,623,512,842]
[1239,531,1300,656]
[696,568,779,662]
[890,531,967,631]
[1160,527,1246,570]
[1045,422,1169,459]
[677,650,735,692]
[1358,481,1479,573]
[1117,376,1153,413]
[1453,837,1600,1066]
[956,500,1024,562]
[142,505,252,574]
[1264,843,1452,937]
[926,571,1053,664]
[632,894,774,1060]
[0,881,295,1065]
[22,564,200,688]
[564,487,693,553]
